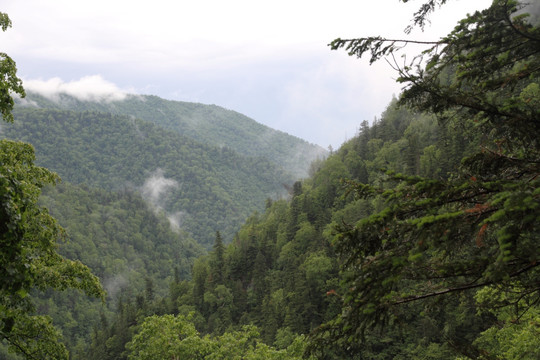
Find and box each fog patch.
[141,169,184,232]
[13,93,39,108]
[167,211,189,232]
[103,273,128,300]
[141,168,178,207]
[23,75,130,103]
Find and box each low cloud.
[103,273,128,300]
[167,211,189,232]
[141,169,184,232]
[23,75,130,102]
[141,168,178,209]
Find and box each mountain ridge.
[3,107,294,247]
[17,91,327,179]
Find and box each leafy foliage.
[0,140,105,359]
[1,13,104,359]
[465,286,540,359]
[0,12,25,123]
[126,314,310,360]
[29,182,204,353]
[40,182,202,287]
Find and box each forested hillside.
[86,97,480,359]
[0,106,301,358]
[35,182,203,357]
[40,182,202,289]
[84,1,539,359]
[1,1,538,359]
[2,108,293,247]
[18,92,327,178]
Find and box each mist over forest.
[1,1,539,359]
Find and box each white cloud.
[4,0,493,148]
[141,169,178,209]
[141,169,185,232]
[23,75,130,102]
[167,211,189,233]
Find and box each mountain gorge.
[1,2,538,359]
[5,103,311,247]
[1,93,327,357]
[79,98,480,359]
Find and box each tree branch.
[335,37,443,46]
[393,261,540,305]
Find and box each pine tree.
[211,231,225,285]
[310,0,539,357]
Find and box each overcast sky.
[3,0,492,149]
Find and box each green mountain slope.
[18,92,327,178]
[88,97,491,359]
[3,108,293,247]
[40,182,203,287]
[34,181,204,353]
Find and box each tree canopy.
[311,0,539,357]
[0,13,104,359]
[2,2,539,359]
[0,12,25,123]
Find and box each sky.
[3,0,492,149]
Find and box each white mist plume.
[103,273,128,299]
[23,75,130,102]
[167,211,189,232]
[141,168,178,209]
[141,169,185,232]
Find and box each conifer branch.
[393,262,540,305]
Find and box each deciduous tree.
[0,12,104,359]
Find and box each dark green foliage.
[114,94,450,355]
[310,1,540,358]
[0,144,101,358]
[211,231,225,285]
[31,182,203,353]
[39,182,201,286]
[18,92,327,178]
[2,108,293,247]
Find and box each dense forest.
[1,0,539,359]
[81,99,477,359]
[3,107,294,247]
[18,92,327,179]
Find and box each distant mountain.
[1,92,325,352]
[18,92,327,178]
[3,108,293,247]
